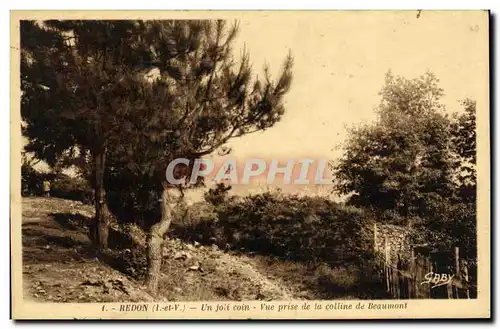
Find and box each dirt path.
[158,237,303,301]
[216,253,295,300]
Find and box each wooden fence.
[372,223,476,299]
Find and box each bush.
[21,162,53,196]
[310,255,388,299]
[51,174,94,204]
[410,199,476,266]
[178,191,373,264]
[21,161,92,204]
[169,201,222,244]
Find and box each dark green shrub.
[51,174,94,204]
[182,191,373,264]
[169,201,222,245]
[21,162,53,196]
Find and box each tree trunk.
[90,146,111,250]
[146,184,178,293]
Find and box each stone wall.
[372,223,413,263]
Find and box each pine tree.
[110,20,293,292]
[21,20,165,249]
[21,20,294,292]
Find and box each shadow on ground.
[51,212,89,231]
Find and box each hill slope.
[21,197,314,302]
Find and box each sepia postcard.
[10,10,491,320]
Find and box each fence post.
[385,237,390,293]
[463,263,470,299]
[447,278,453,299]
[395,254,401,299]
[410,247,416,298]
[419,254,431,299]
[385,237,390,264]
[373,223,378,253]
[454,247,460,298]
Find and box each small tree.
[451,99,476,203]
[99,20,293,293]
[332,72,456,224]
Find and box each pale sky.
[223,11,489,163]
